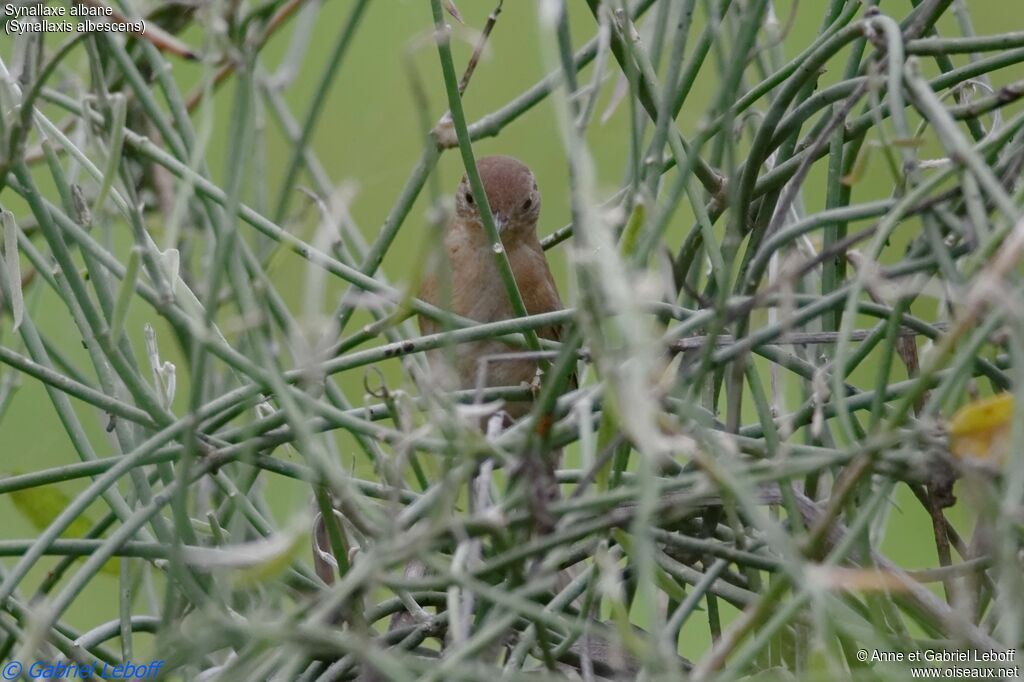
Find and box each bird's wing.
[417,266,439,337]
[542,315,578,391]
[516,244,577,390]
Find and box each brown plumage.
[418,155,566,418]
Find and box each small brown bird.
[418,155,566,419]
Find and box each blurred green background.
[1,0,1020,662]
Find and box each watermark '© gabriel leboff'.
[1,659,164,680]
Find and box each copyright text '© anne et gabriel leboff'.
[857,648,1020,679]
[3,3,145,35]
[861,649,1016,663]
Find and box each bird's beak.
[493,212,508,233]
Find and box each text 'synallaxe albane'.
[3,3,145,34]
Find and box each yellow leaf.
[841,143,874,186]
[948,393,1013,463]
[807,565,911,592]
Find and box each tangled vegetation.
[2,0,1024,679]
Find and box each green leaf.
[110,246,141,343]
[9,483,95,539]
[92,93,128,215]
[8,480,118,576]
[611,528,687,602]
[1,208,23,331]
[618,199,646,257]
[182,518,308,587]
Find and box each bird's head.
[455,155,541,238]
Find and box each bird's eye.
[464,192,474,205]
[522,198,533,210]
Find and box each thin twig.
[670,324,949,351]
[458,1,503,96]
